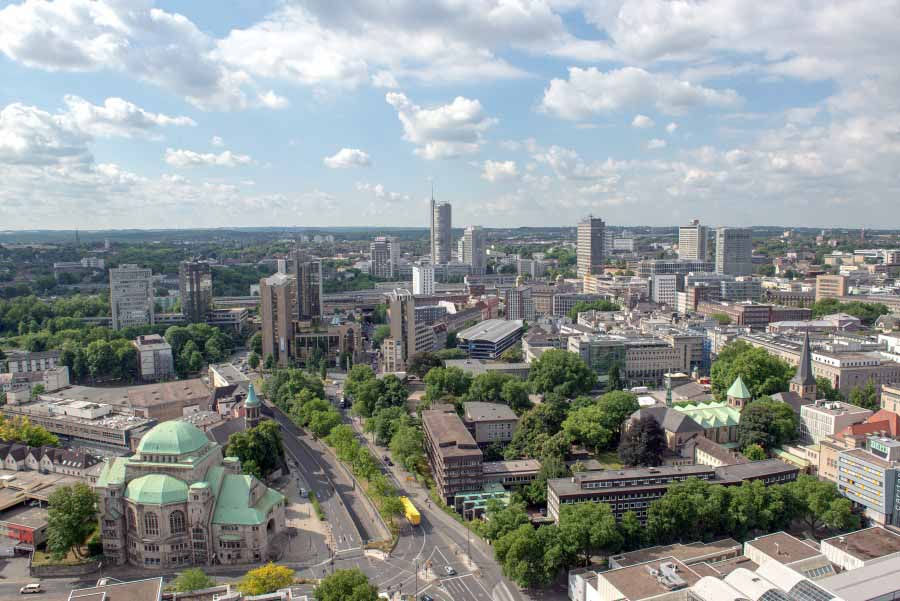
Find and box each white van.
[20,583,42,594]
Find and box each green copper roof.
[125,474,189,505]
[673,401,741,429]
[244,383,261,408]
[212,474,284,525]
[727,376,752,399]
[137,421,209,456]
[96,457,128,487]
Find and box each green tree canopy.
[226,420,284,479]
[848,381,879,411]
[528,349,596,398]
[618,415,665,467]
[239,563,295,596]
[424,366,472,401]
[406,352,442,378]
[558,502,623,566]
[737,397,798,449]
[314,568,379,601]
[743,444,768,461]
[172,568,215,592]
[566,299,620,321]
[711,341,795,401]
[47,483,98,559]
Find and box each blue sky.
[1,0,898,230]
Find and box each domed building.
[95,419,285,568]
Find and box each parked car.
[444,566,456,576]
[420,595,434,601]
[383,456,393,466]
[20,583,42,594]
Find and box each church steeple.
[244,382,261,429]
[790,332,817,401]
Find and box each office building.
[548,459,797,523]
[837,441,900,526]
[800,401,873,444]
[457,319,524,360]
[463,402,519,445]
[651,274,678,305]
[816,274,849,301]
[679,219,709,260]
[369,236,399,279]
[178,261,212,324]
[637,259,714,277]
[422,407,483,503]
[110,264,154,331]
[133,335,174,382]
[386,288,427,370]
[291,249,323,321]
[3,350,60,374]
[259,273,294,367]
[715,227,753,276]
[96,419,286,567]
[412,264,434,295]
[430,197,452,264]
[577,216,605,277]
[504,286,535,321]
[461,226,486,274]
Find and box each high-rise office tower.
[678,219,708,261]
[412,264,435,295]
[577,216,605,278]
[259,272,294,367]
[461,226,486,274]
[179,261,212,323]
[291,249,323,321]
[109,264,154,331]
[715,227,753,276]
[388,288,417,363]
[430,196,452,265]
[369,236,399,279]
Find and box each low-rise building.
[457,319,524,360]
[743,531,835,580]
[4,350,60,374]
[800,401,873,444]
[463,402,519,445]
[820,526,900,571]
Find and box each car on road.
[20,583,42,594]
[382,456,393,466]
[299,487,308,498]
[420,595,434,601]
[444,566,456,576]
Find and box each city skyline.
[1,1,899,230]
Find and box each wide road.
[263,403,376,552]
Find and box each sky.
[1,0,899,231]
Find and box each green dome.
[137,421,209,456]
[125,474,188,505]
[244,382,261,408]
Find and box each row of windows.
[127,509,186,536]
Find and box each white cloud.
[60,95,195,138]
[356,181,409,202]
[323,148,372,169]
[386,91,497,159]
[258,91,290,109]
[481,160,518,182]
[211,136,225,147]
[646,138,667,150]
[0,103,91,166]
[372,71,399,89]
[542,67,741,120]
[164,148,255,168]
[666,122,679,134]
[631,114,654,128]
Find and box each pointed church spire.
[793,332,816,387]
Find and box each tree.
[249,331,263,355]
[618,511,645,551]
[710,341,795,401]
[710,313,732,325]
[816,377,843,403]
[226,421,284,479]
[309,408,342,439]
[596,391,640,438]
[525,449,569,504]
[848,380,879,411]
[29,383,45,400]
[743,444,767,461]
[248,352,260,370]
[618,416,665,466]
[345,364,376,398]
[607,363,622,391]
[558,502,623,566]
[238,563,295,596]
[737,398,798,450]
[480,498,530,541]
[500,344,524,363]
[789,475,860,533]
[406,352,442,378]
[566,299,619,321]
[467,371,516,404]
[264,354,275,370]
[314,568,378,601]
[434,347,466,360]
[0,415,58,447]
[365,406,407,445]
[495,524,561,589]
[563,404,615,451]
[506,401,568,460]
[424,366,472,401]
[389,421,425,473]
[372,324,391,347]
[528,349,596,398]
[501,379,532,414]
[47,483,98,559]
[646,479,731,544]
[172,568,215,592]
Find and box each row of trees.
[811,298,890,325]
[423,366,532,414]
[565,299,620,321]
[0,415,59,447]
[344,365,408,418]
[483,473,859,589]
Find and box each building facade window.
[144,512,159,537]
[169,510,186,534]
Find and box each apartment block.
[133,335,174,382]
[577,216,605,277]
[422,408,483,503]
[816,274,849,301]
[109,264,154,331]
